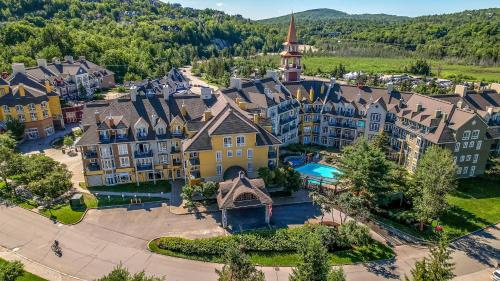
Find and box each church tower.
[280,14,302,82]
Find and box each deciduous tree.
[216,245,265,281]
[96,264,164,281]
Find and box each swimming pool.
[295,163,341,182]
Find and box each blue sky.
[165,0,499,20]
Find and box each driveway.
[1,204,499,281]
[180,66,218,95]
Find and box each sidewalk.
[89,191,171,199]
[0,246,82,281]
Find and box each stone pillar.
[222,209,228,228]
[265,205,271,224]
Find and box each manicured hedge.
[156,223,371,258]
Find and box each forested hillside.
[0,0,283,81]
[264,8,500,66]
[259,8,407,24]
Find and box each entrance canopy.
[217,171,272,210]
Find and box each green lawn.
[378,177,500,240]
[0,258,47,281]
[301,56,500,82]
[38,194,167,224]
[84,180,171,194]
[149,240,393,267]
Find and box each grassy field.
[299,56,500,82]
[83,180,171,194]
[149,239,393,267]
[0,258,47,281]
[19,193,168,224]
[378,177,500,240]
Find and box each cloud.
[215,2,224,7]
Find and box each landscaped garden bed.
[83,180,171,194]
[149,224,394,266]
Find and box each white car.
[492,269,500,281]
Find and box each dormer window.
[2,105,10,114]
[15,105,23,112]
[117,129,127,139]
[136,127,147,138]
[157,127,165,136]
[28,103,36,112]
[99,130,110,140]
[41,102,48,109]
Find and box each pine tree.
[216,245,265,281]
[405,236,454,281]
[404,259,429,281]
[289,234,340,281]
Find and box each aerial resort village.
[0,2,499,281]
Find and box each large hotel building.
[76,15,500,187]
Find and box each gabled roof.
[285,14,298,44]
[0,84,49,106]
[217,172,272,209]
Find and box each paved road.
[0,204,498,281]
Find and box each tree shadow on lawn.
[450,226,500,267]
[440,205,492,238]
[363,259,399,280]
[451,178,500,200]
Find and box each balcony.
[84,151,98,159]
[99,135,111,143]
[134,150,153,158]
[87,163,101,172]
[136,133,148,140]
[342,135,355,140]
[189,158,200,165]
[136,163,153,171]
[171,147,181,153]
[172,160,182,167]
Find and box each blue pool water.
[295,163,341,181]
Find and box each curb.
[17,200,169,226]
[449,221,500,243]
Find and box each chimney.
[162,84,171,101]
[491,83,500,93]
[455,85,468,97]
[330,77,337,86]
[487,106,493,116]
[181,101,188,116]
[108,116,114,128]
[387,82,394,94]
[239,170,245,179]
[52,57,61,64]
[434,109,442,118]
[230,77,242,90]
[457,100,463,109]
[64,55,74,63]
[78,56,86,62]
[442,113,448,122]
[130,85,137,102]
[12,63,26,75]
[416,102,422,112]
[18,83,25,96]
[309,88,314,101]
[44,80,53,93]
[203,110,212,121]
[200,87,213,100]
[37,59,47,68]
[95,111,100,124]
[265,70,278,80]
[253,113,260,124]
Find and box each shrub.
[0,260,24,281]
[156,225,370,258]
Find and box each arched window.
[235,193,257,202]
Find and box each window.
[223,137,232,148]
[457,167,462,175]
[2,105,10,113]
[236,149,242,157]
[41,102,47,109]
[369,123,380,132]
[463,166,469,175]
[370,113,381,122]
[160,155,169,164]
[235,193,257,202]
[44,126,54,136]
[216,151,222,162]
[247,149,253,159]
[102,159,115,170]
[469,141,474,148]
[42,110,49,119]
[216,164,222,176]
[28,103,36,111]
[473,154,478,164]
[459,155,465,162]
[119,157,130,167]
[463,142,468,149]
[247,162,253,174]
[15,105,23,112]
[156,127,165,135]
[18,114,25,123]
[30,112,37,121]
[470,166,476,176]
[454,142,460,152]
[471,130,480,140]
[118,144,128,155]
[158,142,168,153]
[453,156,457,164]
[466,155,471,162]
[100,146,112,158]
[227,150,233,158]
[462,130,471,140]
[236,136,245,147]
[25,128,39,139]
[476,141,482,150]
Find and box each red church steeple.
[280,13,302,82]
